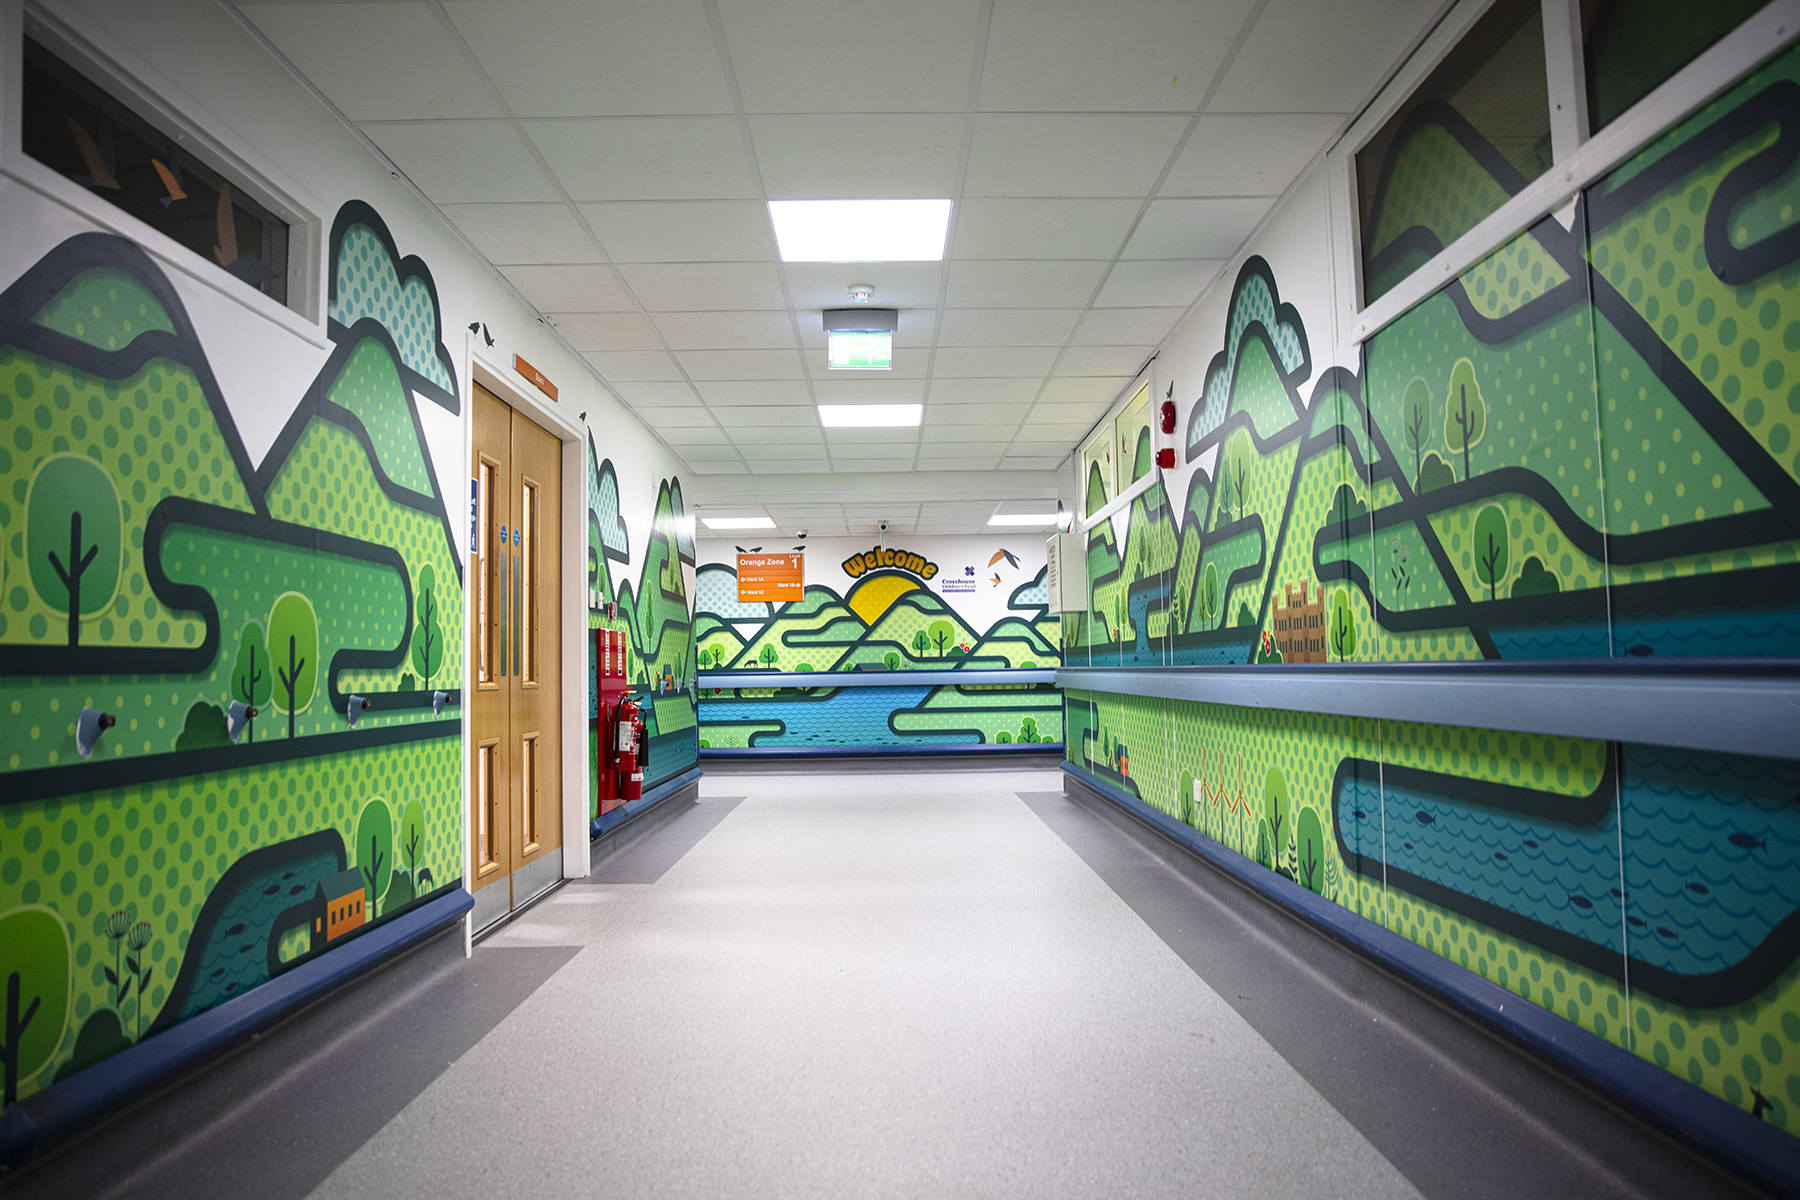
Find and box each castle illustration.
[1271,582,1326,663]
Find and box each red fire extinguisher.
[615,695,645,801]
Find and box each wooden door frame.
[462,351,592,934]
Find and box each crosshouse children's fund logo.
[841,546,939,580]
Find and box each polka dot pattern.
[329,225,453,395]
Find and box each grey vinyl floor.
[7,767,1760,1199]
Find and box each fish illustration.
[1415,812,1436,826]
[988,549,1020,570]
[225,923,245,936]
[151,155,186,206]
[1624,644,1654,656]
[1403,842,1413,850]
[1523,839,1538,848]
[1352,809,1367,819]
[238,943,254,955]
[1494,852,1508,861]
[1687,882,1710,895]
[1569,894,1594,910]
[209,967,225,979]
[65,115,118,188]
[1729,833,1767,850]
[263,884,281,896]
[288,883,307,895]
[1628,916,1647,927]
[1656,927,1677,939]
[1610,888,1623,899]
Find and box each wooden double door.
[470,384,562,918]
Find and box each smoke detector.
[849,285,874,304]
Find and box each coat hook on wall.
[76,706,115,758]
[347,695,371,728]
[226,701,258,743]
[432,691,448,718]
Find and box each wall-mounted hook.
[226,701,258,743]
[432,690,448,718]
[347,695,370,728]
[76,707,115,758]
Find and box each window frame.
[1330,0,1800,349]
[0,0,326,338]
[1076,373,1160,532]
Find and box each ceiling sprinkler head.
[849,285,874,304]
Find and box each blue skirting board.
[0,887,473,1169]
[700,743,1063,760]
[591,765,704,839]
[1060,761,1800,1194]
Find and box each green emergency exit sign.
[827,330,892,370]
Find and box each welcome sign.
[841,546,939,581]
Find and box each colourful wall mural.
[0,204,465,1108]
[695,535,1061,751]
[1069,45,1800,1136]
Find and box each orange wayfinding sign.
[737,552,803,602]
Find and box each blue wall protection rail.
[1060,761,1800,1195]
[0,887,473,1169]
[590,766,704,840]
[698,668,1057,690]
[1058,661,1800,761]
[699,742,1063,760]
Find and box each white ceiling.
[239,0,1442,533]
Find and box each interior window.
[21,37,290,305]
[1581,0,1765,132]
[1355,0,1552,306]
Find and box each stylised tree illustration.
[411,564,443,687]
[1443,358,1486,482]
[268,592,318,740]
[1200,562,1220,628]
[1178,769,1196,826]
[928,620,954,657]
[706,643,728,668]
[355,798,394,918]
[27,455,120,647]
[1263,769,1290,875]
[1297,809,1325,894]
[1020,716,1039,744]
[1400,377,1435,486]
[1222,429,1254,523]
[231,623,272,743]
[910,628,930,657]
[1330,590,1358,661]
[883,651,901,670]
[0,908,70,1105]
[758,642,778,668]
[1473,505,1510,601]
[387,799,427,909]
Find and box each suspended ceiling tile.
[637,405,718,427]
[1162,113,1346,197]
[361,121,556,205]
[502,265,637,313]
[1025,421,1098,441]
[579,200,775,263]
[813,378,925,405]
[1029,401,1113,426]
[675,349,806,380]
[1093,259,1223,308]
[729,427,825,446]
[1054,346,1156,378]
[524,118,756,201]
[977,0,1253,113]
[1207,0,1441,114]
[963,114,1189,198]
[924,402,1032,426]
[782,262,943,312]
[1120,198,1271,261]
[619,263,788,312]
[936,310,1080,347]
[950,198,1142,260]
[999,455,1066,469]
[440,203,601,265]
[243,3,503,121]
[1039,377,1133,407]
[651,311,797,351]
[713,406,820,428]
[942,260,1108,310]
[750,114,964,200]
[1071,307,1185,346]
[835,460,914,474]
[583,351,684,381]
[764,505,846,521]
[545,311,664,352]
[688,461,750,474]
[612,381,704,408]
[927,378,1042,405]
[748,460,833,474]
[675,444,745,462]
[696,381,814,407]
[443,0,732,116]
[660,426,733,446]
[844,503,921,519]
[931,343,1060,375]
[719,0,980,114]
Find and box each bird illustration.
[65,115,118,189]
[989,573,1002,587]
[988,548,1019,569]
[212,183,276,285]
[151,151,186,206]
[480,323,494,347]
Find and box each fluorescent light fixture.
[769,199,952,262]
[818,404,922,427]
[988,514,1058,526]
[700,516,775,530]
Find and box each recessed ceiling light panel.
[818,404,922,427]
[700,516,776,530]
[769,199,952,262]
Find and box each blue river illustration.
[1336,746,1800,983]
[1491,605,1800,659]
[699,684,979,748]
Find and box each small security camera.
[878,520,889,532]
[796,529,807,539]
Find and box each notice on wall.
[737,552,804,602]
